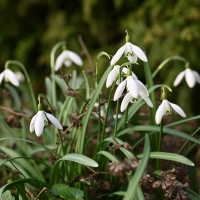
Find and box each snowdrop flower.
[173,67,200,88]
[30,109,63,137]
[15,71,25,82]
[155,90,186,124]
[0,69,19,86]
[113,69,153,112]
[54,48,83,71]
[121,91,153,112]
[106,65,120,88]
[110,30,148,66]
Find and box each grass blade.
[117,125,200,144]
[123,134,150,200]
[137,152,194,166]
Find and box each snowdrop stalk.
[152,55,188,79]
[50,41,67,107]
[5,60,37,112]
[96,51,111,142]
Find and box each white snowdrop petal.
[127,76,139,98]
[29,113,38,133]
[114,79,127,101]
[163,100,171,114]
[192,70,200,84]
[168,101,186,118]
[54,51,68,71]
[121,93,132,112]
[106,69,115,88]
[114,65,120,74]
[125,43,133,55]
[67,50,83,66]
[111,45,126,66]
[173,71,185,87]
[137,80,149,97]
[45,112,63,130]
[6,69,19,86]
[127,55,137,63]
[131,44,148,62]
[64,60,72,67]
[185,68,195,88]
[131,72,138,80]
[35,111,45,137]
[143,97,153,108]
[0,71,5,85]
[155,101,165,124]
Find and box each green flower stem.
[50,41,67,107]
[158,119,163,152]
[113,64,125,137]
[143,62,157,150]
[38,93,64,155]
[95,52,111,143]
[114,99,120,138]
[156,119,163,170]
[96,59,102,144]
[152,55,188,79]
[123,107,128,129]
[101,83,115,141]
[5,60,37,112]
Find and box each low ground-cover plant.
[0,30,199,200]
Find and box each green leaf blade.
[137,152,194,166]
[123,134,151,200]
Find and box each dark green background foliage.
[0,0,200,115]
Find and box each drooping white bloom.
[113,72,153,112]
[30,111,63,137]
[54,50,83,71]
[106,65,120,88]
[173,68,200,88]
[111,42,148,66]
[155,100,186,125]
[0,69,19,86]
[15,71,25,82]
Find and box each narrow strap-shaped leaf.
[143,62,157,151]
[96,151,119,162]
[165,115,200,127]
[186,188,200,200]
[77,65,112,154]
[0,137,60,157]
[123,134,150,200]
[117,125,200,144]
[135,186,145,200]
[50,153,98,186]
[0,178,50,197]
[137,152,194,166]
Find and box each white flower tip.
[35,131,43,137]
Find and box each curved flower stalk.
[113,69,153,112]
[173,65,200,88]
[54,45,83,71]
[30,94,63,137]
[110,30,148,66]
[0,68,19,86]
[155,89,186,124]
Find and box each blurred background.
[0,0,200,116]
